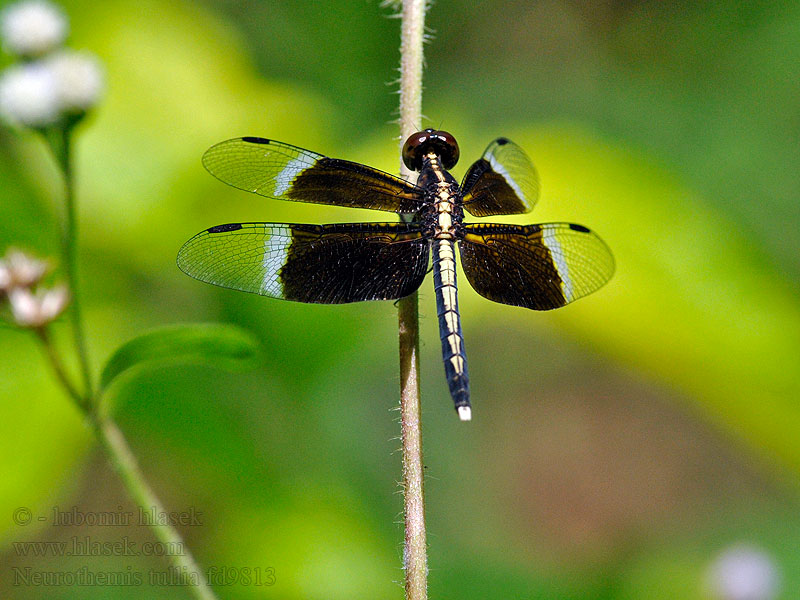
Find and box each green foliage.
[99,323,261,400]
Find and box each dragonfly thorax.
[416,152,463,240]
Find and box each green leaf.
[99,323,261,396]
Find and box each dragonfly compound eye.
[402,129,460,171]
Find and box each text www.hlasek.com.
[13,536,184,557]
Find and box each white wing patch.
[273,156,308,196]
[541,231,574,302]
[261,231,291,297]
[488,152,526,205]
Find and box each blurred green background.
[1,0,799,598]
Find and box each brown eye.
[402,129,460,171]
[402,129,434,171]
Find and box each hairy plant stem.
[36,126,219,600]
[397,1,428,599]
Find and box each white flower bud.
[0,62,59,127]
[707,544,780,600]
[45,49,103,114]
[1,0,68,57]
[38,284,69,319]
[8,288,38,324]
[8,285,69,327]
[0,248,49,291]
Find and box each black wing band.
[459,223,614,310]
[202,137,424,214]
[178,222,430,303]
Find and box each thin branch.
[48,126,94,399]
[397,1,428,599]
[93,417,218,600]
[34,326,88,412]
[37,125,218,600]
[33,325,219,600]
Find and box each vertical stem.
[93,418,218,600]
[398,2,428,599]
[51,126,94,399]
[398,292,427,600]
[37,126,217,600]
[398,0,426,151]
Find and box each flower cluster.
[0,0,103,129]
[0,248,69,328]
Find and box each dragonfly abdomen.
[432,238,471,420]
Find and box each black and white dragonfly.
[177,130,615,420]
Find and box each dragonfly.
[177,129,615,420]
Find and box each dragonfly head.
[402,129,460,171]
